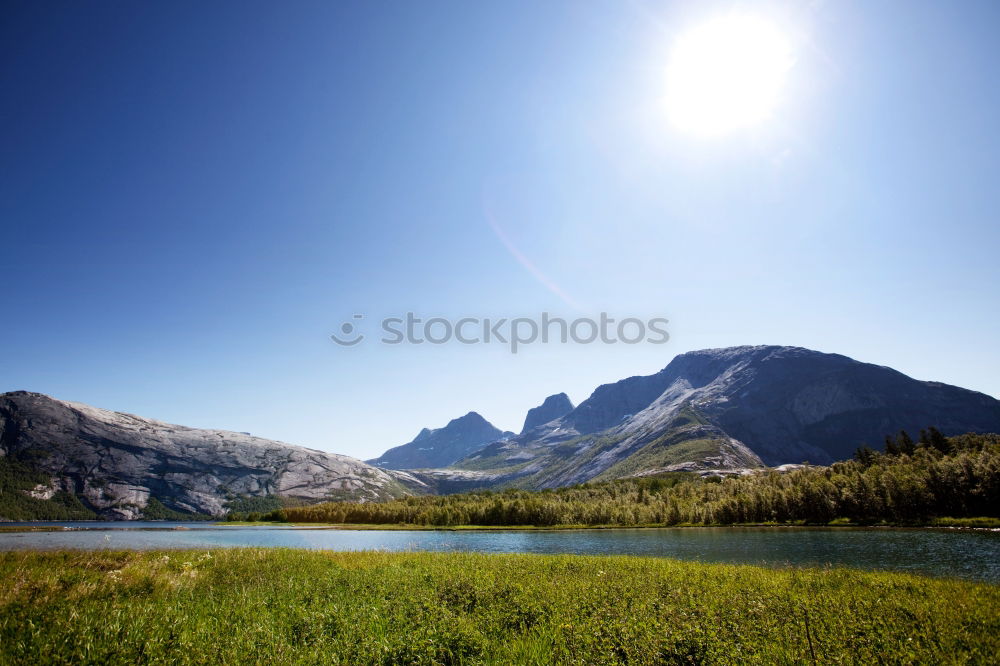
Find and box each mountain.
[6,346,998,516]
[521,393,574,434]
[367,412,513,470]
[453,346,1000,488]
[0,391,426,520]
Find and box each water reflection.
[2,523,997,583]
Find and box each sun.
[665,14,793,136]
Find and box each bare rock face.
[0,392,425,519]
[521,393,574,435]
[367,412,513,470]
[451,346,1000,488]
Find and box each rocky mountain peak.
[521,393,574,434]
[451,412,489,426]
[450,345,1000,489]
[367,411,512,470]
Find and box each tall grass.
[1,549,997,664]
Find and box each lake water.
[2,522,998,583]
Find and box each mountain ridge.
[449,345,1000,488]
[0,391,426,520]
[366,411,513,470]
[4,345,999,517]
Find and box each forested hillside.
[275,431,1000,527]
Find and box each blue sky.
[3,0,999,460]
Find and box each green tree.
[853,446,878,468]
[896,430,916,455]
[926,426,950,454]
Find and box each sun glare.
[665,14,793,136]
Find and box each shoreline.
[3,517,998,532]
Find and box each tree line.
[264,431,1000,527]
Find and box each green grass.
[930,516,1000,528]
[1,550,997,664]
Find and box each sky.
[3,0,999,460]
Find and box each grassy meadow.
[1,549,997,664]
